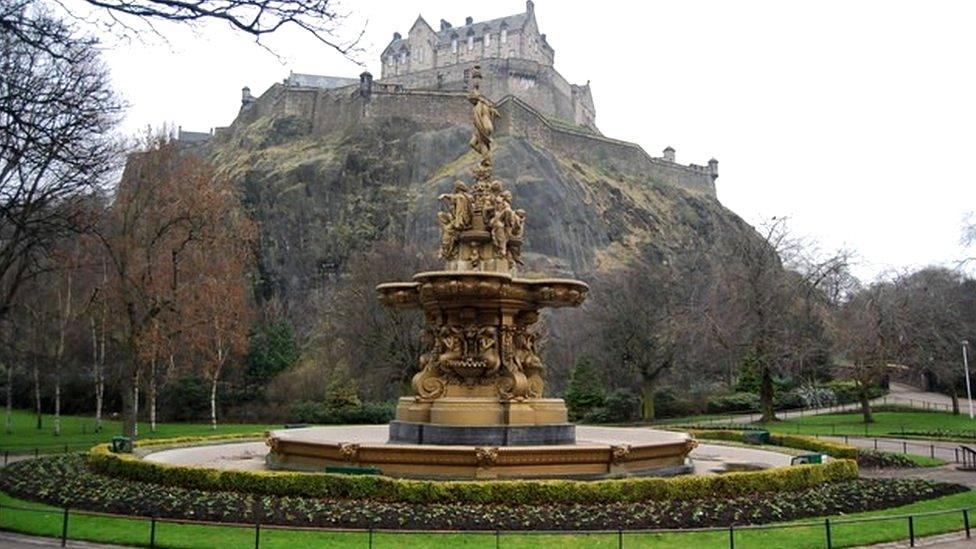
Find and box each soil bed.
[0,455,967,531]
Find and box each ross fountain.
[265,67,696,478]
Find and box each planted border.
[88,439,858,505]
[687,429,860,459]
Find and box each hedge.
[688,429,860,459]
[88,439,858,506]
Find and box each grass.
[759,411,976,438]
[902,454,948,467]
[0,409,276,454]
[1,488,975,548]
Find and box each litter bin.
[742,430,770,445]
[111,436,133,453]
[790,454,825,465]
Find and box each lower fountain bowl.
[388,420,576,446]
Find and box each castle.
[379,1,596,131]
[194,2,720,197]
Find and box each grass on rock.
[0,409,275,453]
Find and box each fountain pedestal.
[265,65,696,478]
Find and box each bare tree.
[0,2,121,325]
[2,0,363,58]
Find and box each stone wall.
[378,58,591,130]
[233,84,717,197]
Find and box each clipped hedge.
[88,440,858,506]
[688,429,860,459]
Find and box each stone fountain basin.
[263,425,696,479]
[376,270,589,310]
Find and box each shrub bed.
[2,455,965,530]
[688,429,859,459]
[89,441,859,505]
[856,450,920,469]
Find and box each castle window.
[452,38,458,53]
[501,29,507,43]
[485,33,491,48]
[467,35,474,50]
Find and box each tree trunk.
[121,367,137,438]
[760,365,776,422]
[5,363,12,434]
[149,358,157,433]
[210,373,219,430]
[133,369,140,438]
[640,381,655,422]
[53,374,61,437]
[91,314,105,433]
[859,382,874,424]
[32,363,41,430]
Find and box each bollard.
[496,530,500,549]
[729,524,734,549]
[931,445,935,459]
[965,509,971,539]
[874,438,878,450]
[825,518,832,549]
[150,517,157,548]
[254,523,260,549]
[60,508,69,547]
[618,529,623,549]
[908,515,915,547]
[369,528,373,549]
[34,448,38,458]
[903,441,907,454]
[844,435,848,444]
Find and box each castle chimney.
[393,31,402,40]
[440,19,452,31]
[465,16,473,25]
[359,71,373,99]
[663,146,675,162]
[526,0,535,14]
[708,158,719,180]
[241,86,254,109]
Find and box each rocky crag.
[198,105,757,312]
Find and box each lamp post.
[964,340,973,420]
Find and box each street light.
[964,340,973,420]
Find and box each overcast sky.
[68,0,976,282]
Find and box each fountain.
[265,67,696,478]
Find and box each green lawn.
[1,488,974,548]
[0,409,277,454]
[760,410,976,438]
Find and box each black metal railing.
[0,500,972,548]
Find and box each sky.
[63,0,976,282]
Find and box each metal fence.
[0,500,973,548]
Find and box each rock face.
[204,112,757,309]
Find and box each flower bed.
[1,455,966,531]
[89,440,858,505]
[688,429,859,458]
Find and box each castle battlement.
[210,3,719,197]
[378,1,596,132]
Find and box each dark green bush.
[654,389,701,418]
[288,401,394,424]
[89,441,859,505]
[604,388,641,422]
[706,392,760,414]
[565,357,605,421]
